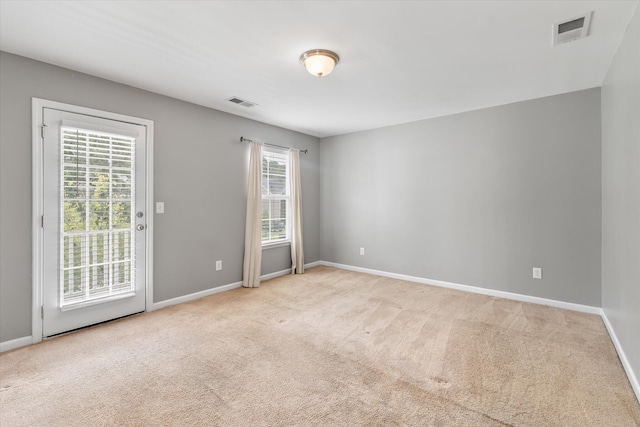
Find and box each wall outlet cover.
[533,267,542,279]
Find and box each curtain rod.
[240,137,308,154]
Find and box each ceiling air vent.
[553,12,592,46]
[226,97,257,108]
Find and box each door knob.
[136,224,145,231]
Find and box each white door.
[41,108,147,337]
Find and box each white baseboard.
[0,335,33,353]
[601,311,640,403]
[304,261,323,269]
[261,268,293,281]
[153,261,321,310]
[320,261,601,315]
[152,281,243,310]
[261,261,323,280]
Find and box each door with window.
[41,107,147,337]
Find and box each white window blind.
[261,148,290,245]
[60,126,136,306]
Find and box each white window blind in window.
[261,148,290,245]
[60,126,136,307]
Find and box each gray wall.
[320,88,602,306]
[0,52,320,342]
[602,4,640,393]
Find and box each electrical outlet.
[533,267,542,279]
[360,247,365,256]
[216,260,222,271]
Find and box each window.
[60,125,137,306]
[261,148,290,245]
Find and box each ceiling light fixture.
[299,49,340,77]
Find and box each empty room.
[1,1,639,425]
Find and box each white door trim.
[31,98,154,343]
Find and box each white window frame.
[261,147,291,247]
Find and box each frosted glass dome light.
[300,49,340,77]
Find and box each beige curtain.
[290,148,304,274]
[243,141,263,287]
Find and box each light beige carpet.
[1,266,639,426]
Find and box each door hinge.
[41,124,47,138]
[41,305,44,319]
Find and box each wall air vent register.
[226,97,257,108]
[553,12,593,46]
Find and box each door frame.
[31,98,155,343]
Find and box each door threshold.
[43,311,145,339]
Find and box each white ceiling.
[0,1,637,138]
